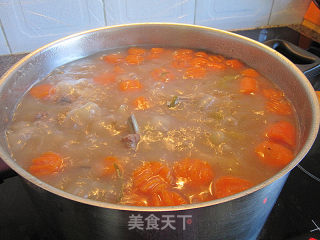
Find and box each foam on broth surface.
[6,47,298,206]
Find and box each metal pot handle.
[264,39,320,82]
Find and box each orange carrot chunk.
[183,67,207,79]
[120,193,148,206]
[150,48,164,54]
[173,158,214,187]
[125,55,144,65]
[207,62,227,71]
[240,76,257,94]
[29,84,55,99]
[191,57,209,68]
[241,68,260,78]
[195,51,209,58]
[225,59,244,69]
[208,55,225,63]
[266,121,296,147]
[28,152,63,176]
[132,161,173,194]
[101,156,123,177]
[119,80,142,91]
[266,99,292,115]
[93,72,116,85]
[128,47,146,55]
[255,141,294,168]
[133,96,150,110]
[262,88,284,100]
[150,189,187,206]
[103,53,124,64]
[214,176,253,199]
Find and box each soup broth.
[6,47,298,206]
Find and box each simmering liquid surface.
[6,47,298,206]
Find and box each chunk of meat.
[121,133,140,149]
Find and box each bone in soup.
[6,47,298,206]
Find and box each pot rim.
[0,22,319,212]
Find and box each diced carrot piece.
[120,192,148,206]
[191,57,209,68]
[208,55,225,63]
[128,47,146,55]
[266,99,292,115]
[214,176,253,199]
[150,189,187,206]
[195,51,208,58]
[103,53,124,64]
[138,175,168,193]
[93,72,116,85]
[173,158,214,187]
[174,49,194,57]
[133,96,150,110]
[266,121,296,147]
[101,156,123,177]
[255,141,294,168]
[132,161,173,194]
[183,67,207,79]
[262,88,284,100]
[151,68,175,82]
[119,80,142,91]
[172,55,193,69]
[241,68,260,78]
[189,191,214,204]
[207,62,227,71]
[28,152,63,176]
[225,59,244,69]
[151,48,164,54]
[29,84,55,99]
[113,65,125,74]
[240,76,258,94]
[125,55,144,65]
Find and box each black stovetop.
[0,27,320,240]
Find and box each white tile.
[195,0,273,30]
[0,26,10,55]
[269,0,312,26]
[0,0,106,53]
[105,0,195,25]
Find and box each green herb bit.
[160,71,170,77]
[113,163,123,178]
[168,95,179,108]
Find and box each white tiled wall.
[0,0,312,54]
[0,0,105,53]
[269,0,311,26]
[195,0,274,30]
[105,0,195,25]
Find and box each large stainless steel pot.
[0,23,319,240]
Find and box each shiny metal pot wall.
[0,23,319,240]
